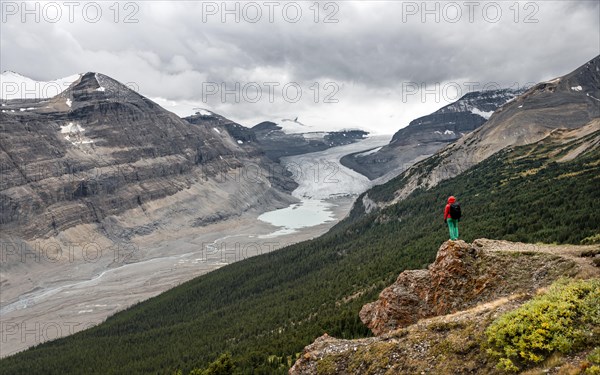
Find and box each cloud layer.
[1,0,598,133]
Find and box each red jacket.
[444,196,456,220]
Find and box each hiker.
[444,196,461,240]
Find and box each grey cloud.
[1,0,598,133]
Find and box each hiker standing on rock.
[444,196,461,240]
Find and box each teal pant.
[447,218,459,240]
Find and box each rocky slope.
[183,111,299,192]
[0,72,295,242]
[290,239,600,374]
[370,55,600,206]
[341,88,523,180]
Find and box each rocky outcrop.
[290,297,527,375]
[359,240,578,335]
[290,239,600,374]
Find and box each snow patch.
[60,122,84,133]
[60,122,94,146]
[571,86,583,92]
[273,118,312,134]
[197,109,212,116]
[470,108,494,119]
[96,87,106,92]
[237,140,243,144]
[66,98,72,107]
[212,127,220,134]
[587,93,600,102]
[444,130,455,135]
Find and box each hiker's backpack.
[449,203,462,220]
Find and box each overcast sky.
[1,0,599,134]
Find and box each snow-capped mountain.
[251,121,368,162]
[382,54,600,204]
[434,88,523,119]
[341,88,524,180]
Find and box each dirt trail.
[472,238,600,279]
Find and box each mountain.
[0,73,299,356]
[251,121,369,162]
[184,110,258,146]
[182,113,370,189]
[0,72,294,242]
[365,55,600,207]
[1,71,380,358]
[2,101,597,373]
[183,111,299,192]
[341,88,523,180]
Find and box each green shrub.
[486,278,600,372]
[581,234,600,245]
[587,347,600,374]
[188,353,235,375]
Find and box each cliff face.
[290,239,600,375]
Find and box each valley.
[2,1,599,373]
[0,50,598,374]
[0,134,388,357]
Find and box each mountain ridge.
[341,88,523,180]
[0,71,297,240]
[360,55,600,210]
[342,55,599,185]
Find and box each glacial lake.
[257,199,336,237]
